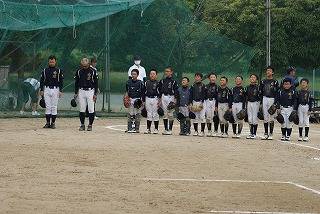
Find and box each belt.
[193,99,201,102]
[163,93,171,96]
[300,103,307,105]
[80,87,93,91]
[147,96,157,98]
[282,105,292,108]
[46,86,57,89]
[207,98,214,101]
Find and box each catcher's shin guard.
[127,121,133,131]
[135,121,140,132]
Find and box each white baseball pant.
[78,89,95,113]
[44,86,59,115]
[205,99,216,123]
[128,97,141,116]
[146,97,159,121]
[161,94,175,120]
[232,102,243,124]
[192,101,206,123]
[262,96,275,123]
[218,103,229,124]
[280,106,293,129]
[298,104,310,127]
[247,101,259,125]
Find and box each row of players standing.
[126,63,313,142]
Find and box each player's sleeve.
[308,92,313,111]
[125,80,130,93]
[158,80,163,97]
[189,85,194,102]
[74,70,80,94]
[276,90,281,109]
[227,88,232,108]
[293,91,298,110]
[40,69,45,91]
[173,80,179,98]
[215,88,219,108]
[94,70,99,94]
[176,90,181,106]
[58,69,64,92]
[141,81,146,102]
[128,66,132,79]
[259,81,263,104]
[201,84,206,102]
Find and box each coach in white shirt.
[128,55,146,82]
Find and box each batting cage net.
[0,0,259,117]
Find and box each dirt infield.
[0,117,319,214]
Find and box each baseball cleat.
[251,135,256,139]
[212,131,218,137]
[285,136,290,141]
[280,135,286,141]
[79,125,85,131]
[32,111,40,116]
[193,131,198,136]
[222,133,228,138]
[298,136,303,141]
[236,134,241,138]
[153,129,159,134]
[246,135,252,139]
[303,136,309,142]
[207,131,212,137]
[50,123,56,129]
[232,134,237,138]
[20,110,26,115]
[87,125,92,131]
[261,134,268,140]
[199,131,204,137]
[144,129,151,134]
[43,123,51,128]
[268,134,273,140]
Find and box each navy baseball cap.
[287,67,295,74]
[91,57,97,62]
[133,55,142,60]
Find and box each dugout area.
[0,117,319,213]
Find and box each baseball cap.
[286,66,295,74]
[133,55,142,60]
[91,57,97,62]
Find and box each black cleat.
[87,125,92,131]
[79,125,85,131]
[51,123,56,129]
[43,123,51,128]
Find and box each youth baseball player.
[189,73,206,137]
[215,76,231,138]
[125,69,145,133]
[205,73,219,137]
[144,69,160,134]
[39,55,64,129]
[158,66,178,135]
[276,78,297,141]
[260,66,279,140]
[245,74,261,139]
[20,77,40,116]
[177,77,191,135]
[296,78,313,141]
[74,58,99,131]
[128,55,146,82]
[230,75,246,138]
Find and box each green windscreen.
[0,0,257,117]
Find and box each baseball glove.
[213,114,219,124]
[268,104,277,115]
[39,97,45,108]
[257,110,264,120]
[141,107,147,118]
[167,101,176,110]
[236,109,246,120]
[157,107,164,116]
[191,102,203,112]
[289,110,298,122]
[70,98,77,107]
[189,111,196,119]
[123,94,130,108]
[177,112,185,122]
[276,113,285,124]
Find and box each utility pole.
[266,0,271,66]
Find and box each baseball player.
[260,66,279,140]
[158,66,178,135]
[276,78,297,141]
[296,78,313,141]
[189,73,206,137]
[90,57,99,120]
[128,55,146,82]
[215,76,232,138]
[20,77,40,116]
[144,69,160,134]
[205,73,219,137]
[125,69,145,133]
[230,75,246,138]
[74,58,99,131]
[177,77,191,135]
[245,74,261,139]
[39,55,64,129]
[280,67,299,90]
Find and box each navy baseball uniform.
[216,86,232,137]
[144,79,160,133]
[245,83,261,138]
[177,86,191,135]
[189,81,206,136]
[296,89,313,141]
[205,82,219,136]
[230,86,245,137]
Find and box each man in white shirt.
[128,55,146,82]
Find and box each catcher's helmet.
[141,107,147,118]
[191,103,203,112]
[189,111,196,119]
[157,107,164,116]
[70,98,77,107]
[276,113,285,124]
[133,99,143,109]
[177,112,185,122]
[268,104,277,115]
[257,110,264,120]
[289,110,298,122]
[236,109,246,120]
[213,114,219,124]
[167,101,176,110]
[39,97,46,108]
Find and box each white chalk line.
[141,178,320,196]
[105,125,320,151]
[311,157,320,161]
[208,211,316,214]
